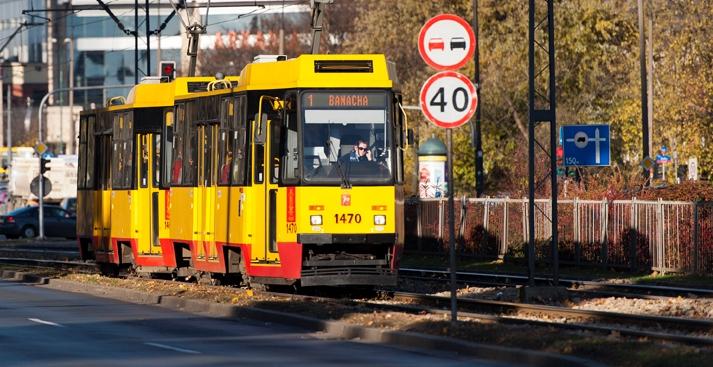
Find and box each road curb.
[2,273,603,367]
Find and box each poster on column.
[418,160,447,199]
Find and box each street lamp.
[64,38,75,155]
[49,38,75,154]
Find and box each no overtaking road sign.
[418,14,476,71]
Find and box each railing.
[405,198,713,275]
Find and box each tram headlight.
[310,215,323,225]
[374,215,386,225]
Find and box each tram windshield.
[301,91,393,185]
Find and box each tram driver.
[339,139,372,164]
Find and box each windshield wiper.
[326,139,351,188]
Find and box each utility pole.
[66,38,75,154]
[135,0,139,84]
[6,85,10,157]
[157,0,162,72]
[0,65,3,149]
[472,0,484,197]
[647,3,654,160]
[146,0,151,76]
[637,0,650,180]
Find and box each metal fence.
[405,198,713,275]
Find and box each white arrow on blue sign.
[562,124,610,167]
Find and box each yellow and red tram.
[78,54,407,287]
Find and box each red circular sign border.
[418,14,476,71]
[420,71,478,129]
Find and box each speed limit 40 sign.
[420,71,478,129]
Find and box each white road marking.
[144,342,201,354]
[28,318,64,327]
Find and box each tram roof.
[238,54,395,91]
[127,76,239,107]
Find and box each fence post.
[574,197,581,265]
[693,201,700,274]
[416,199,423,251]
[459,196,468,255]
[601,198,609,266]
[483,196,490,232]
[501,197,509,260]
[438,198,445,242]
[630,197,638,272]
[656,198,664,273]
[522,197,528,244]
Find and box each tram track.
[2,256,713,346]
[399,267,713,299]
[261,288,713,346]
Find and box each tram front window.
[301,91,393,185]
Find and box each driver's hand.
[366,149,372,160]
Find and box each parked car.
[0,205,76,239]
[60,197,77,216]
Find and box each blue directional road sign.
[562,124,610,167]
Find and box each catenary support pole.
[472,0,484,197]
[146,0,151,76]
[638,0,650,180]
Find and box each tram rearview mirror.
[254,113,267,144]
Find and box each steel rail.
[393,291,713,333]
[399,268,713,298]
[259,290,713,346]
[0,257,96,273]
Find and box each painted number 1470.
[334,213,362,224]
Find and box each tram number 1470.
[335,213,362,224]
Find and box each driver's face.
[356,144,368,156]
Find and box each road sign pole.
[38,172,44,239]
[447,128,458,325]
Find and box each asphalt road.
[0,279,507,367]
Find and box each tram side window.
[86,116,96,189]
[124,112,134,188]
[282,94,299,184]
[269,118,282,184]
[111,114,123,188]
[139,135,149,188]
[218,97,233,185]
[171,104,185,185]
[77,117,87,189]
[100,114,112,190]
[232,95,248,186]
[101,136,112,190]
[111,112,134,189]
[394,95,404,184]
[162,108,174,188]
[153,134,161,187]
[184,101,198,186]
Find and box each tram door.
[136,133,161,254]
[196,123,219,261]
[251,116,280,264]
[96,133,113,255]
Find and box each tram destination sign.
[302,92,386,108]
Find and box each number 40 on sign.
[420,71,478,129]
